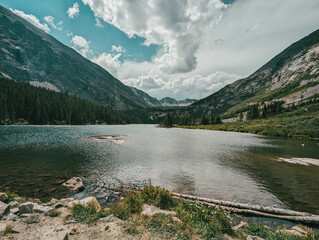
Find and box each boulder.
[172,216,182,224]
[45,229,69,240]
[74,197,101,212]
[60,198,74,208]
[11,208,19,215]
[99,214,123,223]
[8,201,18,207]
[0,193,8,202]
[3,213,18,221]
[62,177,84,193]
[19,202,34,214]
[141,204,176,217]
[19,202,53,215]
[33,204,53,215]
[0,201,10,219]
[12,223,27,233]
[0,223,7,234]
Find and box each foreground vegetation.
[69,185,319,240]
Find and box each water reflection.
[0,125,318,214]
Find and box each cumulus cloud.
[92,53,122,77]
[70,35,92,57]
[82,0,227,75]
[44,16,63,30]
[67,2,80,19]
[111,45,126,53]
[122,71,241,99]
[95,18,103,28]
[81,0,319,100]
[10,9,50,33]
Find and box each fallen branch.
[172,193,319,225]
[96,181,319,225]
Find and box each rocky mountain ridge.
[189,28,319,118]
[0,5,161,111]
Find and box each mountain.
[159,97,197,107]
[188,29,319,119]
[0,5,161,110]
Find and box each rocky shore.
[0,178,318,240]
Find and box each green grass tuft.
[72,204,109,224]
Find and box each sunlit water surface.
[0,125,318,214]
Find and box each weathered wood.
[172,194,319,225]
[171,192,312,216]
[101,182,319,225]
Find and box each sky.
[1,0,319,100]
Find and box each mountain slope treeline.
[0,78,138,125]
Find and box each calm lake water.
[0,125,318,214]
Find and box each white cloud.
[95,18,103,28]
[44,16,63,30]
[70,35,92,57]
[81,0,319,100]
[82,0,227,75]
[92,53,122,77]
[10,9,50,33]
[122,70,241,99]
[111,45,126,53]
[67,2,80,19]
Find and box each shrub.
[141,185,175,210]
[48,209,60,217]
[72,204,109,224]
[176,201,233,239]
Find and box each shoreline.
[1,185,319,240]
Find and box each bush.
[72,204,109,224]
[48,209,60,217]
[141,185,175,210]
[176,201,233,239]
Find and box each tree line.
[0,78,136,125]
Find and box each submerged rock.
[62,177,84,193]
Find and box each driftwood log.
[172,192,319,225]
[102,180,319,225]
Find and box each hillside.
[0,5,161,111]
[0,78,136,125]
[189,29,319,119]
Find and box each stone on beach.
[99,214,123,223]
[74,197,101,212]
[19,202,53,215]
[0,193,8,202]
[0,201,10,219]
[141,204,176,216]
[62,177,84,193]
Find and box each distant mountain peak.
[159,97,197,106]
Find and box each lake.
[0,125,318,214]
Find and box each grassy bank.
[178,113,319,139]
[71,185,319,240]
